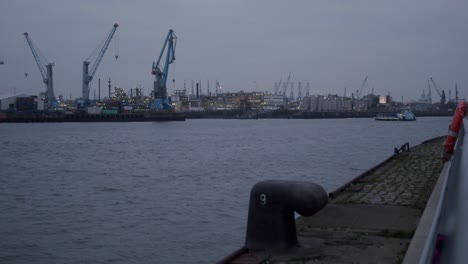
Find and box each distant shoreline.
[185,110,453,119]
[0,110,453,123]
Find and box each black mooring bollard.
[245,180,328,251]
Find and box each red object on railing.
[443,100,467,161]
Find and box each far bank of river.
[185,110,454,119]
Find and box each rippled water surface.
[0,117,451,263]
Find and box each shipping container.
[16,97,36,112]
[1,98,15,111]
[102,109,119,115]
[122,105,133,112]
[106,101,120,109]
[86,106,102,115]
[37,98,45,111]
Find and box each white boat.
[375,110,416,121]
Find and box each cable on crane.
[24,40,28,77]
[86,36,107,63]
[114,29,119,60]
[172,63,176,83]
[32,40,49,67]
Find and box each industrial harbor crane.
[274,78,282,95]
[427,80,432,104]
[356,75,368,99]
[82,23,119,101]
[215,80,221,95]
[289,82,294,101]
[24,32,55,107]
[282,72,291,96]
[297,82,303,100]
[151,29,177,110]
[429,78,446,105]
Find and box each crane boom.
[24,32,55,107]
[89,24,118,78]
[357,75,368,99]
[283,72,291,95]
[24,32,48,83]
[82,23,119,101]
[429,78,446,105]
[429,78,442,97]
[275,78,282,95]
[151,29,177,110]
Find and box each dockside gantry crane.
[151,29,177,110]
[24,32,55,107]
[82,23,119,102]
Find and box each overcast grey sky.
[0,0,467,101]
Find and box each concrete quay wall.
[223,136,447,264]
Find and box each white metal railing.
[417,123,465,263]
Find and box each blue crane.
[82,23,119,101]
[151,29,177,110]
[24,32,55,108]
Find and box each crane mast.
[82,23,119,101]
[289,82,294,101]
[297,81,302,100]
[216,80,221,95]
[24,32,55,107]
[151,29,177,110]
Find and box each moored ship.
[375,110,416,121]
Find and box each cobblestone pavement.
[225,138,447,264]
[331,138,445,210]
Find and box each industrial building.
[0,94,38,112]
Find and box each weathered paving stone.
[337,140,443,207]
[233,137,446,264]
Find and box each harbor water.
[0,117,451,264]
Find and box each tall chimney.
[108,77,111,98]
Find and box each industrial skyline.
[0,0,467,102]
